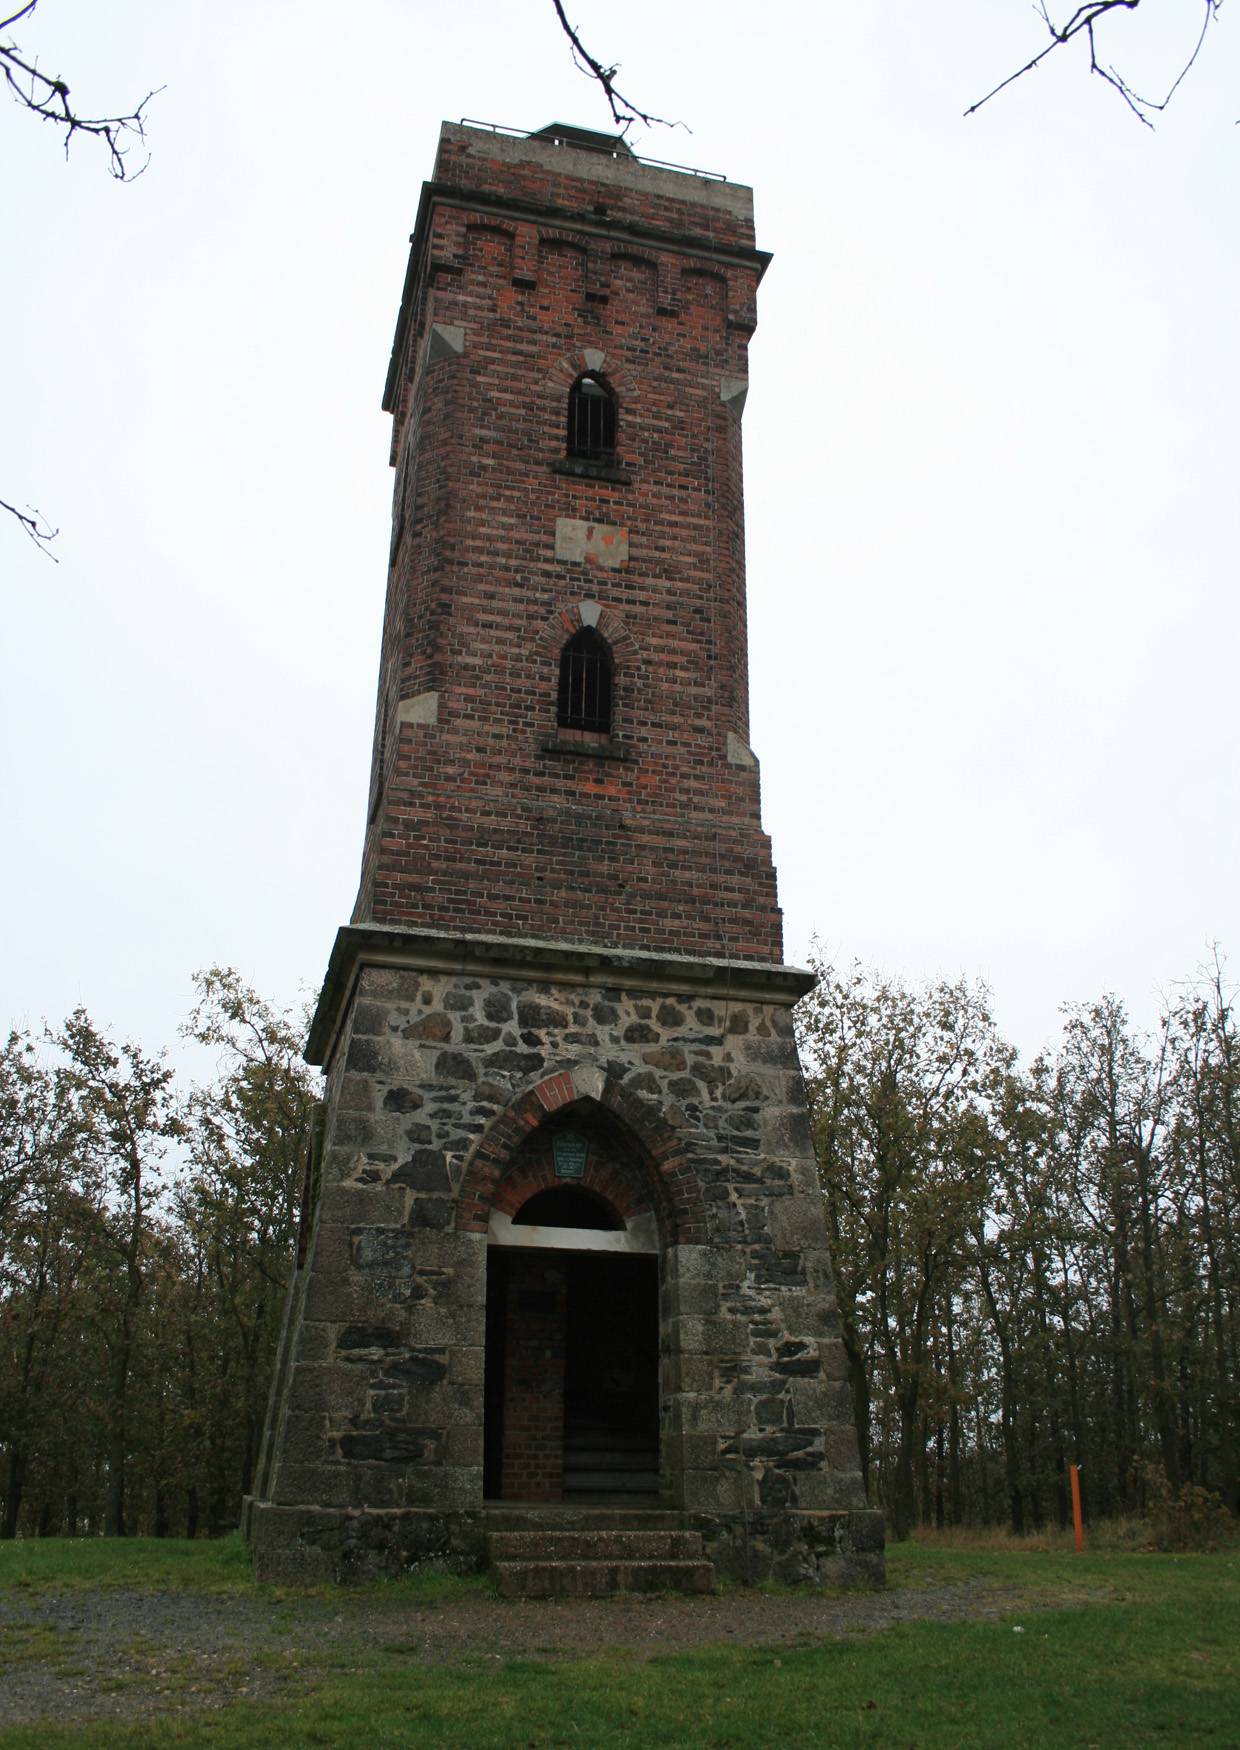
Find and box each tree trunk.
[841,1317,872,1495]
[1134,1143,1180,1489]
[105,1331,131,1538]
[917,1413,932,1528]
[890,1379,921,1541]
[1,1446,26,1539]
[945,1310,963,1526]
[934,1419,946,1530]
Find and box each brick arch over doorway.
[456,1069,707,1244]
[491,1132,652,1229]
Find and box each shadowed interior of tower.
[484,1233,659,1502]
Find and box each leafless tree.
[548,0,680,135]
[1,1,158,176]
[2,2,160,559]
[967,0,1226,128]
[0,496,57,560]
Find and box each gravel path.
[0,1577,1065,1730]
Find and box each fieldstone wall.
[247,931,882,1585]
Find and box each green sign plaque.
[552,1131,590,1180]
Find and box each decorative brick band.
[455,1069,707,1244]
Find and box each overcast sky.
[2,0,1236,1072]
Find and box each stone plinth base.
[691,1506,885,1587]
[247,1501,486,1584]
[246,1498,884,1588]
[245,925,885,1590]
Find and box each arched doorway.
[482,1121,662,1503]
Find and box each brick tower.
[245,121,882,1588]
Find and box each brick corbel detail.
[455,1070,707,1244]
[428,205,468,274]
[511,222,539,287]
[537,227,587,295]
[656,255,679,316]
[464,219,517,278]
[584,243,610,302]
[724,265,759,336]
[681,265,729,330]
[609,246,658,275]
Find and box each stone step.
[564,1430,657,1450]
[488,1529,704,1562]
[484,1504,682,1531]
[564,1479,660,1497]
[494,1558,714,1599]
[487,1521,714,1598]
[563,1446,658,1465]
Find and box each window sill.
[552,458,632,486]
[539,734,630,762]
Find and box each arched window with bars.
[557,627,613,735]
[566,372,617,463]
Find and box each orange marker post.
[1069,1463,1084,1552]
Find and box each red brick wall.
[500,1255,566,1501]
[493,1134,649,1227]
[355,124,784,964]
[433,128,759,257]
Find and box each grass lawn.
[0,1535,1236,1747]
[0,1534,258,1594]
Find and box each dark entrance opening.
[563,1252,658,1497]
[483,1247,659,1501]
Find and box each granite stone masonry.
[247,939,882,1584]
[245,120,883,1588]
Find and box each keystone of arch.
[542,348,637,403]
[534,600,642,668]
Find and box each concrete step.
[494,1558,714,1598]
[488,1529,704,1562]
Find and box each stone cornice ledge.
[306,923,816,1068]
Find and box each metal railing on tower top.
[457,118,726,182]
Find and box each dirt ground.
[0,1575,1060,1730]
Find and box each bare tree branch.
[548,0,683,136]
[0,495,58,561]
[966,0,1224,127]
[1,0,161,179]
[2,3,162,562]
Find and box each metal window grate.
[557,628,612,733]
[566,374,617,463]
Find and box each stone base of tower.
[245,925,884,1589]
[244,1501,884,1588]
